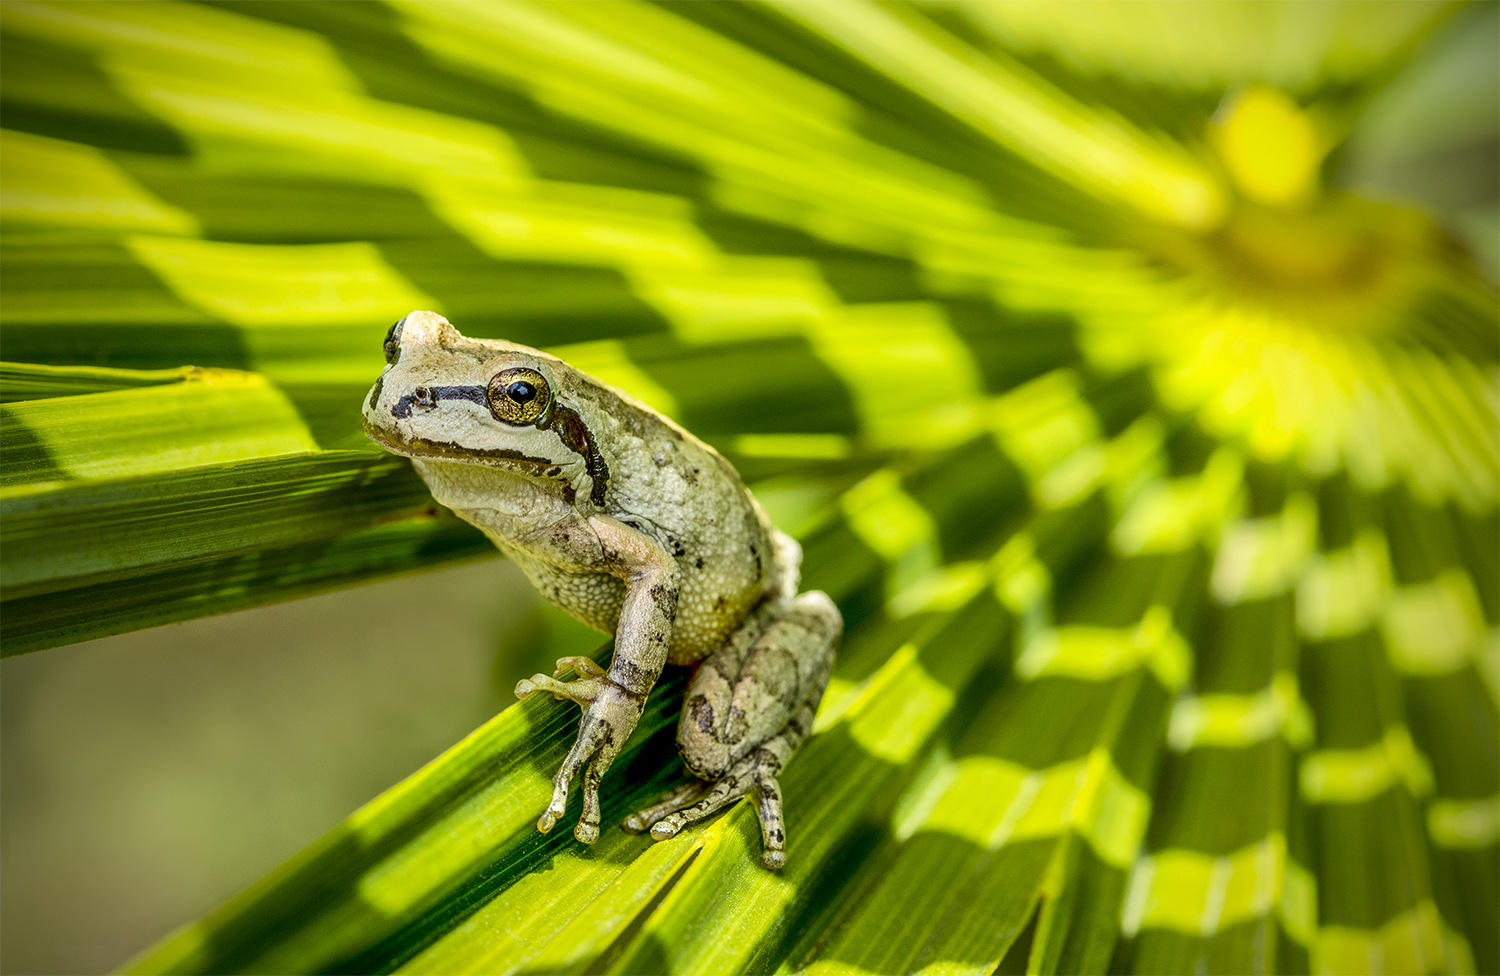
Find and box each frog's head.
[362,310,608,505]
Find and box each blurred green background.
[3,560,529,974]
[0,2,1495,974]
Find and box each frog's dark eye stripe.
[383,316,408,365]
[391,384,486,418]
[487,368,550,425]
[541,402,609,506]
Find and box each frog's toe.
[536,712,607,832]
[538,778,570,833]
[753,768,787,870]
[575,749,620,846]
[644,769,753,839]
[649,818,683,840]
[553,655,606,678]
[623,781,711,834]
[515,673,604,705]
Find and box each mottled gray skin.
[362,311,840,868]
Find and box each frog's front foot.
[516,658,644,844]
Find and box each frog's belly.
[509,551,629,640]
[508,550,762,666]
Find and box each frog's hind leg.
[622,590,840,869]
[631,698,816,868]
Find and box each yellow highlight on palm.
[1213,86,1324,208]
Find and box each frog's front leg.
[624,590,840,868]
[515,515,678,844]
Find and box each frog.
[361,311,840,869]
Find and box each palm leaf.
[1,1,1495,974]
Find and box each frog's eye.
[383,316,407,365]
[487,367,550,425]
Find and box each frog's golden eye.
[487,367,550,425]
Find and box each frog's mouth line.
[361,420,563,474]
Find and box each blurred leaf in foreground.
[0,1,1494,974]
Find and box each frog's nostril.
[393,387,424,419]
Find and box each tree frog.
[362,311,840,868]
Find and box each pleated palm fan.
[1,2,1495,973]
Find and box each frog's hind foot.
[628,589,839,869]
[621,746,792,869]
[622,759,753,841]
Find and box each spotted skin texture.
[362,311,840,867]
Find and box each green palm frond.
[1,2,1495,974]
